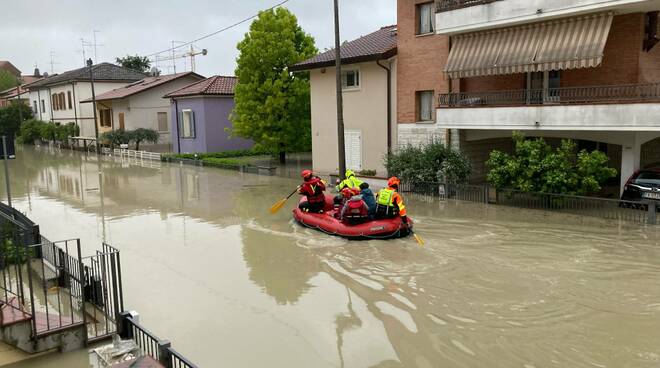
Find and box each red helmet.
[388,177,400,187]
[301,170,313,179]
[341,188,354,198]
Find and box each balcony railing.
[438,83,660,107]
[436,0,501,13]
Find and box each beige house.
[82,72,204,151]
[290,26,398,177]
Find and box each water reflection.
[2,145,660,368]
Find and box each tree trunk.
[135,141,140,151]
[279,151,286,164]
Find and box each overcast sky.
[0,0,396,77]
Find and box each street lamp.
[87,58,100,154]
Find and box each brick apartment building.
[397,0,660,195]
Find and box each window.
[32,101,38,114]
[180,109,195,138]
[417,2,434,35]
[417,90,434,121]
[527,71,561,103]
[59,93,66,110]
[157,112,168,132]
[67,91,72,109]
[99,109,112,127]
[52,94,58,110]
[40,100,45,113]
[341,69,360,90]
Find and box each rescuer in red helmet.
[298,170,326,213]
[375,177,408,225]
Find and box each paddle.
[412,231,425,246]
[270,188,299,214]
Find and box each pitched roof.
[0,61,21,77]
[290,25,398,71]
[0,85,28,99]
[164,76,238,98]
[28,62,146,88]
[82,72,205,102]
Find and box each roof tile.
[86,72,203,101]
[164,76,237,98]
[28,63,146,88]
[290,25,397,71]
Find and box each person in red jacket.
[298,170,327,213]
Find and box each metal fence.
[119,312,198,368]
[438,83,660,107]
[401,182,659,225]
[103,148,162,161]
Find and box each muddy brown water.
[3,145,660,368]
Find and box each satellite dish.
[150,67,161,76]
[202,49,208,56]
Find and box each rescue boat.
[292,194,412,240]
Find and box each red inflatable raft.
[292,194,412,240]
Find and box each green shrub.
[202,157,243,167]
[17,119,46,144]
[385,140,471,184]
[359,169,377,177]
[486,132,618,195]
[127,128,159,150]
[165,146,270,160]
[100,130,131,148]
[39,122,57,142]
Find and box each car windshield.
[634,172,660,185]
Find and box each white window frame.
[341,68,360,91]
[417,2,435,35]
[344,129,362,172]
[417,90,434,122]
[180,109,195,139]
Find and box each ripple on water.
[375,301,418,333]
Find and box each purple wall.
[170,96,253,153]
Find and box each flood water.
[4,145,660,368]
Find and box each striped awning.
[444,12,614,79]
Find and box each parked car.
[621,169,660,205]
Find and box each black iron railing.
[436,0,500,13]
[401,182,658,225]
[439,83,660,107]
[120,313,198,368]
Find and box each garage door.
[344,130,362,172]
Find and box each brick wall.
[397,0,450,124]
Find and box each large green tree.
[115,55,151,73]
[231,7,317,162]
[0,71,19,92]
[0,103,32,136]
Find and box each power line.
[144,0,291,58]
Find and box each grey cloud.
[1,0,395,77]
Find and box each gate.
[83,243,124,342]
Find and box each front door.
[118,113,125,130]
[344,130,362,172]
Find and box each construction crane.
[149,44,207,74]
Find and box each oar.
[412,231,425,246]
[270,188,299,214]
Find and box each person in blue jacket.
[359,182,377,217]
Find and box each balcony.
[435,83,660,132]
[434,0,660,35]
[436,0,500,13]
[439,83,660,107]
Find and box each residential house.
[397,0,660,194]
[290,25,398,177]
[81,72,205,151]
[164,75,253,153]
[0,68,43,108]
[0,61,21,78]
[26,63,146,138]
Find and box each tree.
[231,7,317,163]
[115,55,151,73]
[128,128,159,150]
[385,141,472,184]
[0,71,18,92]
[100,130,130,148]
[17,119,46,144]
[0,103,32,136]
[486,132,618,195]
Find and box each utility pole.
[87,59,100,154]
[2,136,12,208]
[80,38,87,66]
[334,0,347,179]
[171,41,177,74]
